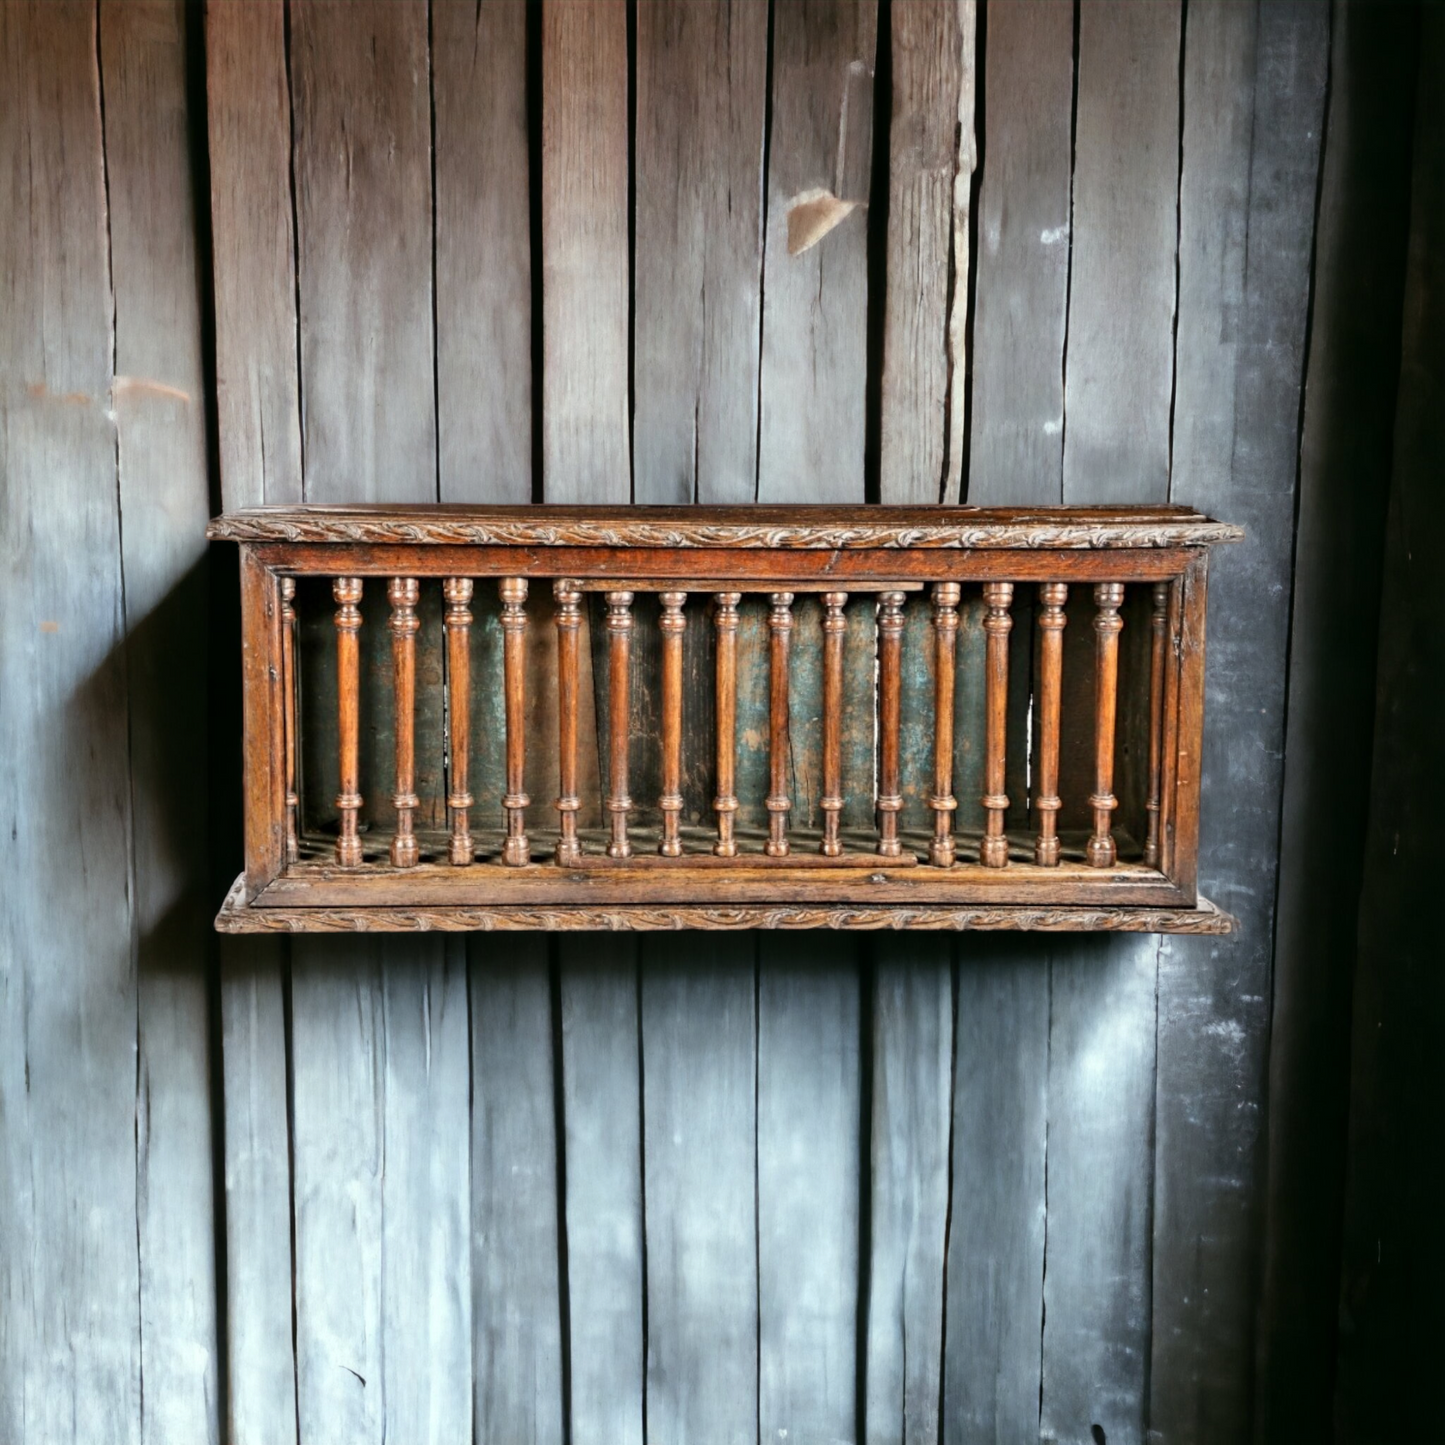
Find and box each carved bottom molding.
[217,876,1235,936]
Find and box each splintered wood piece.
[1034,581,1068,866]
[605,591,635,858]
[1088,582,1126,867]
[658,591,687,856]
[980,580,1014,867]
[281,576,300,865]
[928,583,962,866]
[444,577,475,865]
[554,579,584,866]
[820,591,849,856]
[1144,579,1169,868]
[714,592,742,857]
[766,592,795,857]
[333,576,364,867]
[877,591,907,858]
[388,577,420,867]
[500,576,530,865]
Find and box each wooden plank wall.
[8,1,1438,1442]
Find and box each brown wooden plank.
[205,4,302,1435]
[286,5,471,1441]
[1153,2,1330,1438]
[1256,5,1417,1438]
[0,5,142,1440]
[100,4,219,1440]
[1044,4,1181,1441]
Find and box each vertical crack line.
[1165,0,1188,497]
[1038,955,1054,1434]
[427,0,441,504]
[955,0,986,505]
[635,950,649,1445]
[863,0,890,506]
[1057,0,1083,504]
[753,0,776,502]
[936,943,960,1432]
[283,945,302,1445]
[526,0,544,502]
[283,0,306,491]
[626,0,638,504]
[550,942,574,1445]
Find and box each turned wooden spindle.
[554,580,583,866]
[658,592,687,857]
[443,578,475,866]
[333,577,364,868]
[928,583,961,867]
[280,576,300,865]
[877,591,907,859]
[1144,580,1169,869]
[713,592,741,858]
[1088,582,1126,868]
[388,578,421,868]
[766,592,794,857]
[499,577,530,866]
[980,580,1014,868]
[605,592,635,858]
[820,591,848,857]
[1033,582,1068,867]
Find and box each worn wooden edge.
[215,874,1235,934]
[206,504,1245,551]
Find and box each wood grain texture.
[878,0,969,504]
[967,0,1073,502]
[1333,14,1445,1431]
[1153,5,1328,1440]
[542,0,630,503]
[433,0,531,504]
[470,940,566,1442]
[757,0,877,502]
[640,938,758,1445]
[633,0,768,505]
[287,6,470,1441]
[1257,6,1416,1438]
[100,4,218,1439]
[0,8,141,1442]
[1044,5,1181,1441]
[205,6,302,1436]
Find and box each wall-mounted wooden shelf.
[209,504,1242,935]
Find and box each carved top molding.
[207,503,1245,551]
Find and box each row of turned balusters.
[280,576,1172,871]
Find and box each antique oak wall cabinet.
[209,503,1241,934]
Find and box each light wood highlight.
[1145,579,1169,868]
[281,576,300,865]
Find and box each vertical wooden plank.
[878,0,970,504]
[1044,6,1180,1444]
[757,0,877,501]
[205,4,302,1437]
[1153,3,1329,1439]
[288,7,471,1444]
[542,8,643,1443]
[1257,6,1417,1439]
[633,0,768,505]
[1333,12,1445,1434]
[0,6,141,1442]
[433,0,531,504]
[100,4,218,1441]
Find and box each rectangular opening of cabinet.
[209,504,1241,934]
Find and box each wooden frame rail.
[210,504,1241,934]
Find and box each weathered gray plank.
[542,0,630,504]
[1153,5,1329,1440]
[205,8,303,1433]
[641,937,758,1445]
[433,0,531,504]
[757,0,877,502]
[967,0,1073,503]
[1257,5,1416,1439]
[288,6,471,1441]
[100,4,218,1441]
[0,5,141,1441]
[1333,13,1445,1432]
[633,0,768,506]
[471,939,566,1443]
[758,935,862,1443]
[879,0,971,504]
[1044,6,1181,1443]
